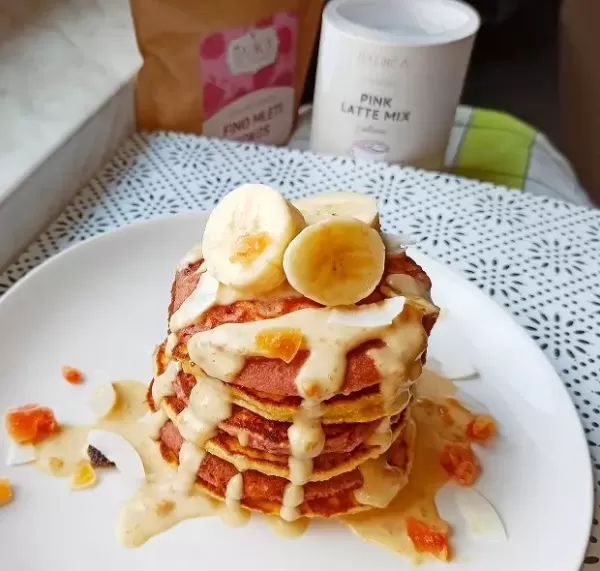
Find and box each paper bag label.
[200,12,297,144]
[227,28,279,76]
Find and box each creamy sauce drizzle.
[237,429,250,447]
[156,368,251,530]
[151,360,180,405]
[265,514,310,538]
[280,483,304,521]
[170,272,220,332]
[285,404,326,502]
[146,409,168,441]
[175,441,206,494]
[366,416,393,451]
[287,457,313,486]
[165,332,178,357]
[219,502,251,528]
[174,373,232,446]
[343,369,469,563]
[225,473,244,508]
[119,434,222,547]
[220,474,251,528]
[188,304,428,403]
[119,483,219,547]
[354,421,414,508]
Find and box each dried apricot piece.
[255,328,303,363]
[406,517,450,560]
[301,381,322,400]
[155,499,175,516]
[69,461,97,490]
[230,233,270,265]
[48,457,65,476]
[5,404,59,444]
[466,415,497,443]
[62,366,84,384]
[440,444,480,486]
[0,479,13,507]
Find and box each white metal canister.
[310,0,480,170]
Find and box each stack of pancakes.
[146,250,439,520]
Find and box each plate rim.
[0,210,594,568]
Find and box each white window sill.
[0,0,141,268]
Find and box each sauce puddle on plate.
[35,381,150,478]
[33,381,226,547]
[342,369,480,563]
[28,371,489,559]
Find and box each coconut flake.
[151,360,180,406]
[169,272,219,332]
[6,442,36,466]
[328,297,406,328]
[382,232,416,252]
[86,430,145,480]
[455,487,507,541]
[177,242,204,270]
[88,383,117,419]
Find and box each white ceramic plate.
[0,212,592,571]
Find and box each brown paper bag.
[561,0,600,204]
[131,0,323,145]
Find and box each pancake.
[158,413,417,518]
[221,406,378,455]
[160,394,409,481]
[141,237,433,523]
[152,343,415,424]
[168,252,438,398]
[229,382,411,424]
[178,369,412,424]
[158,395,380,455]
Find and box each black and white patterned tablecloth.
[1,133,599,565]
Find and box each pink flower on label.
[233,87,248,100]
[252,63,276,90]
[201,33,226,60]
[273,70,293,88]
[203,82,225,117]
[199,11,299,143]
[224,87,249,107]
[277,26,293,56]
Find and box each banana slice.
[293,191,380,229]
[202,184,305,293]
[283,217,385,306]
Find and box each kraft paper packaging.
[561,0,600,205]
[130,0,323,145]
